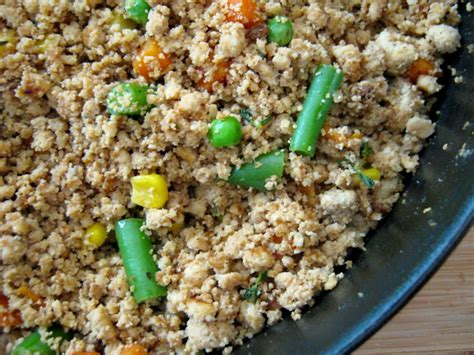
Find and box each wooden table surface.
[355,227,474,354]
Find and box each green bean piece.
[115,218,167,303]
[228,150,285,191]
[124,0,151,25]
[290,64,344,157]
[12,326,73,355]
[208,116,242,147]
[106,83,151,116]
[268,16,293,46]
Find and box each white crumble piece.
[417,75,441,95]
[291,309,302,321]
[406,115,436,139]
[423,207,432,214]
[454,75,464,84]
[375,29,418,75]
[457,143,473,159]
[426,25,461,54]
[216,22,247,59]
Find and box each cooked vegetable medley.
[0,0,462,353]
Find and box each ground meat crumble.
[0,0,461,353]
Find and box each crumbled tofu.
[332,44,362,81]
[87,306,117,341]
[243,247,275,272]
[216,22,247,59]
[416,75,441,95]
[146,6,170,36]
[426,24,461,54]
[406,115,436,139]
[185,320,237,351]
[239,301,265,331]
[0,1,462,353]
[216,272,243,290]
[376,29,418,75]
[320,189,358,214]
[185,299,216,321]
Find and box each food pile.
[0,0,461,353]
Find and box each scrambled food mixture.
[0,0,461,353]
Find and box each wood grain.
[356,227,474,354]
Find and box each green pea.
[268,16,293,46]
[106,83,151,116]
[208,116,242,148]
[12,326,73,355]
[125,0,151,25]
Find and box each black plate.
[236,6,474,355]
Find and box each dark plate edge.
[337,203,474,354]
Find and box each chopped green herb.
[336,157,351,165]
[355,171,375,188]
[243,271,267,303]
[239,108,254,124]
[359,141,373,166]
[255,115,273,128]
[211,205,223,223]
[239,109,273,128]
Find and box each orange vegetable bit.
[322,122,346,144]
[407,58,435,83]
[0,309,22,327]
[322,123,362,146]
[222,0,262,29]
[0,294,8,308]
[0,293,22,328]
[133,39,172,81]
[197,61,230,92]
[17,286,44,305]
[324,129,347,144]
[71,352,100,355]
[120,344,148,355]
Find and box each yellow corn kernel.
[0,29,17,57]
[85,223,107,248]
[111,11,137,30]
[131,174,168,209]
[353,167,381,186]
[361,167,381,181]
